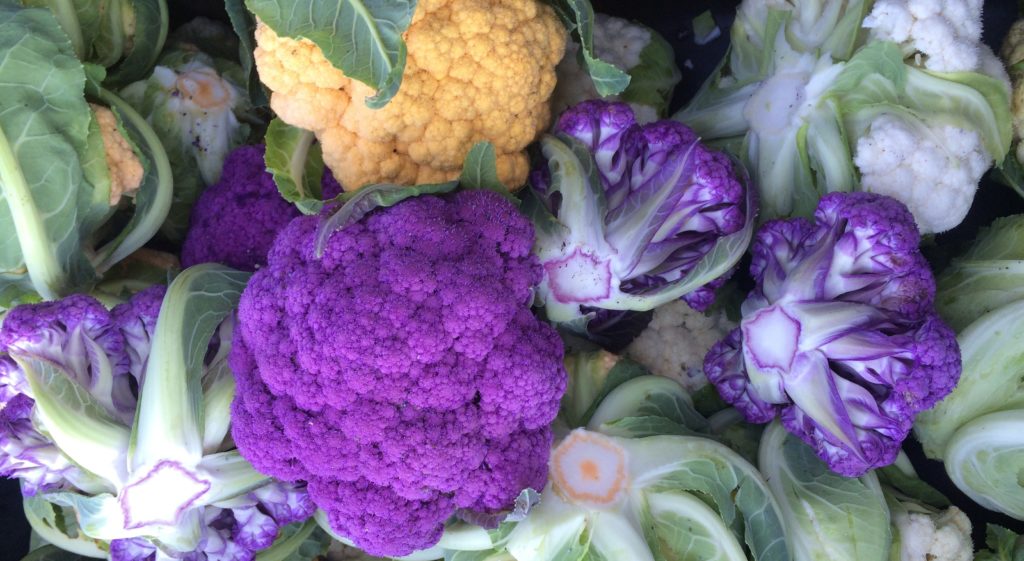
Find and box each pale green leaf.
[944,410,1024,519]
[103,0,169,86]
[588,375,709,434]
[644,490,748,561]
[625,436,790,561]
[18,355,130,485]
[264,118,329,215]
[555,0,630,97]
[758,422,890,561]
[224,0,268,107]
[914,298,1024,458]
[130,264,249,470]
[460,142,510,194]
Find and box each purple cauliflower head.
[230,189,567,557]
[529,100,751,329]
[181,145,343,272]
[704,192,960,476]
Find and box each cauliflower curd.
[252,0,566,191]
[90,103,144,206]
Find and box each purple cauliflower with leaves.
[230,189,567,557]
[0,293,137,494]
[1,282,317,560]
[704,192,961,476]
[527,100,752,329]
[181,145,342,272]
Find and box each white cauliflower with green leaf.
[863,0,984,72]
[894,504,973,561]
[552,14,680,123]
[625,300,734,393]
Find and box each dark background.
[3,1,1023,559]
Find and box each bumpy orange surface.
[253,0,567,191]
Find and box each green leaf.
[542,0,630,97]
[876,453,950,508]
[460,142,510,194]
[314,181,459,257]
[904,67,1013,164]
[618,26,680,118]
[42,491,139,541]
[20,0,92,61]
[130,264,250,471]
[758,422,891,561]
[915,298,1024,458]
[17,355,131,485]
[976,525,1024,561]
[103,0,169,86]
[560,352,650,428]
[934,214,1024,330]
[224,0,268,107]
[644,490,749,561]
[0,5,100,300]
[245,0,416,108]
[991,150,1024,200]
[264,118,330,215]
[588,376,710,434]
[599,415,705,439]
[90,0,126,67]
[197,451,269,504]
[22,495,107,559]
[626,435,790,561]
[943,409,1024,519]
[691,10,720,46]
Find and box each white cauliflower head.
[625,300,735,393]
[854,113,990,234]
[894,505,972,561]
[863,0,985,72]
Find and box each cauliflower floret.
[854,113,990,234]
[90,104,144,206]
[625,300,735,393]
[551,15,659,123]
[863,0,984,72]
[253,0,566,191]
[895,505,973,561]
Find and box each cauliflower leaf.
[245,0,415,108]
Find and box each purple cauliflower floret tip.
[230,189,567,557]
[530,100,749,329]
[181,145,342,272]
[704,192,961,476]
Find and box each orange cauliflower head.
[253,0,567,191]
